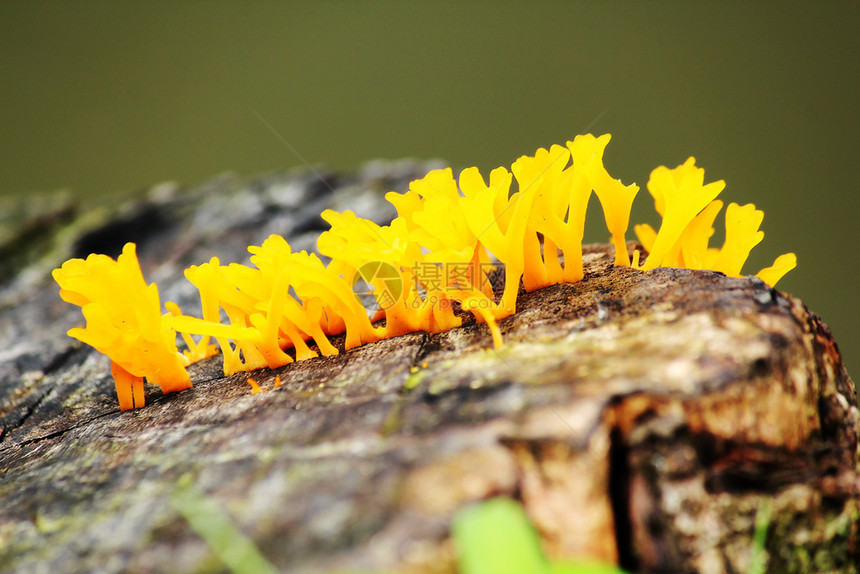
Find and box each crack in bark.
[0,386,54,448]
[0,408,120,454]
[607,420,638,572]
[0,344,93,449]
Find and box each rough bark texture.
[0,163,858,573]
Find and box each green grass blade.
[749,498,771,574]
[172,477,279,574]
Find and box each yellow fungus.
[575,134,639,267]
[711,203,765,277]
[164,301,219,363]
[53,136,796,409]
[756,253,797,288]
[640,157,726,271]
[510,144,571,290]
[52,243,191,410]
[459,166,526,314]
[633,223,658,254]
[676,200,724,270]
[638,172,795,285]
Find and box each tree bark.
[0,165,857,573]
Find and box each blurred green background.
[2,1,858,372]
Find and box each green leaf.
[451,497,552,574]
[550,560,630,574]
[748,499,771,574]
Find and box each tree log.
[0,164,857,573]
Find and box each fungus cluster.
[53,134,796,410]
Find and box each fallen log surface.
[0,163,857,573]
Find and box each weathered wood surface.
[0,164,858,573]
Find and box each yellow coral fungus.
[459,166,528,314]
[386,166,500,337]
[585,154,639,267]
[510,144,571,291]
[318,210,427,337]
[53,134,797,410]
[639,157,726,271]
[756,253,797,287]
[52,243,191,410]
[246,375,282,395]
[712,202,765,277]
[172,257,270,375]
[171,235,382,377]
[246,377,263,394]
[635,158,795,286]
